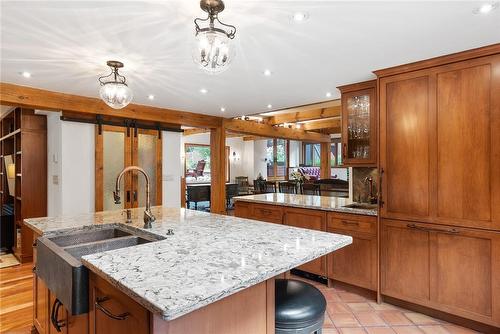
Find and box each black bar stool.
[275,279,327,334]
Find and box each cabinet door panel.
[381,219,430,301]
[33,274,49,334]
[327,228,376,290]
[437,64,498,229]
[432,230,498,320]
[252,204,283,224]
[234,202,253,219]
[284,208,326,276]
[381,75,431,219]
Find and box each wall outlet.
[52,175,59,185]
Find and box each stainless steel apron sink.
[36,226,162,315]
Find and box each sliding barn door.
[95,125,162,212]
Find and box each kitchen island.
[25,206,352,334]
[234,194,378,292]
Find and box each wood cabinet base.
[90,272,276,334]
[383,296,500,334]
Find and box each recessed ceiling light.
[220,107,226,112]
[326,92,332,98]
[474,2,498,14]
[292,12,308,22]
[20,71,31,78]
[267,104,273,109]
[148,94,155,100]
[263,69,272,76]
[200,88,208,94]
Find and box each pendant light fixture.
[193,0,236,74]
[98,60,133,109]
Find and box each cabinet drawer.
[327,212,376,234]
[90,274,149,334]
[234,201,253,219]
[252,204,283,224]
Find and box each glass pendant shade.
[99,82,133,109]
[192,30,234,74]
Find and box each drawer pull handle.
[406,223,459,235]
[341,220,359,226]
[95,297,130,320]
[260,209,272,215]
[50,298,66,332]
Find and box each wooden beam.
[265,100,341,125]
[320,142,332,179]
[0,82,222,128]
[300,118,341,131]
[210,126,227,214]
[223,119,330,143]
[183,128,209,136]
[242,135,266,141]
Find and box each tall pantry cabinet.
[376,45,500,328]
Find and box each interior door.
[95,126,162,212]
[131,129,162,208]
[95,126,132,212]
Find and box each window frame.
[184,143,230,183]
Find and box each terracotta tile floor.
[289,276,482,334]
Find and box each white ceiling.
[1,1,499,117]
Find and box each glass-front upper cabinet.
[338,80,377,166]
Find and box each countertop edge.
[233,196,378,217]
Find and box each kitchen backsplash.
[352,167,378,203]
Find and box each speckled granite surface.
[234,193,378,216]
[24,207,352,321]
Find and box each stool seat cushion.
[275,279,327,329]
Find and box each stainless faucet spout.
[114,166,155,228]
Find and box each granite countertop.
[24,207,352,321]
[233,193,378,216]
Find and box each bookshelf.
[0,107,46,262]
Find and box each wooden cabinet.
[381,219,500,327]
[327,213,377,290]
[283,208,327,276]
[33,274,49,334]
[379,52,500,230]
[1,107,47,263]
[235,202,284,224]
[338,80,377,167]
[235,201,377,289]
[327,229,376,291]
[380,219,431,301]
[89,273,150,334]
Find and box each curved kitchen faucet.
[113,166,156,228]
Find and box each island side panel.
[151,278,275,334]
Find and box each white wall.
[162,131,182,207]
[289,140,300,168]
[253,140,268,179]
[45,113,94,216]
[46,113,62,216]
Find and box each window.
[331,138,343,167]
[302,143,321,167]
[184,144,229,183]
[266,139,288,179]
